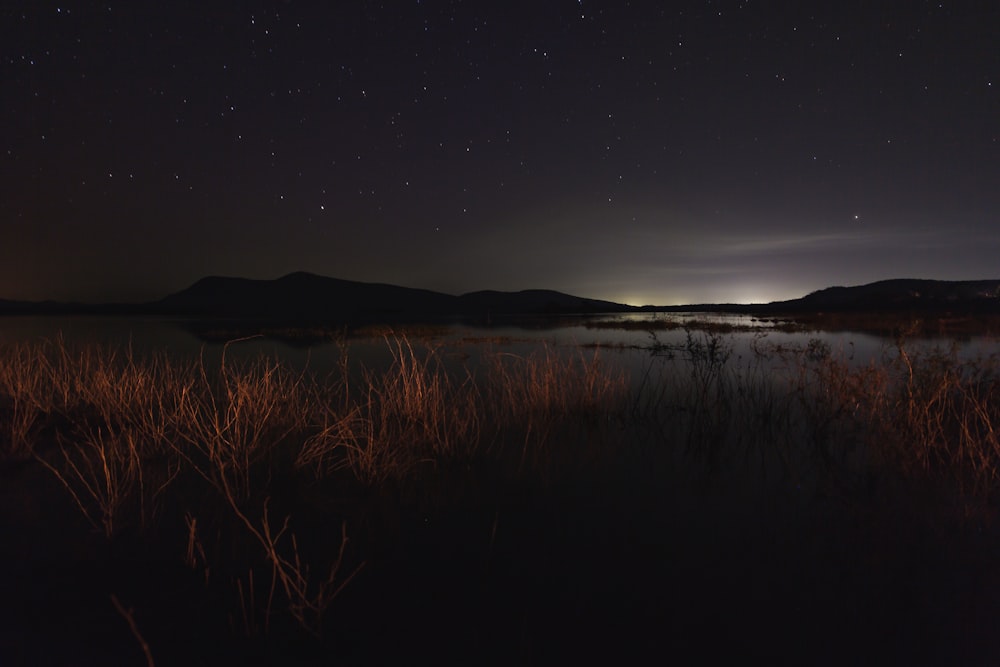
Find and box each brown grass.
[6,333,1000,510]
[4,331,1000,649]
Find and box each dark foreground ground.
[2,449,999,667]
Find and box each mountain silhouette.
[2,274,999,320]
[771,279,1000,313]
[156,272,455,319]
[153,271,634,321]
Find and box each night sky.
[2,1,997,306]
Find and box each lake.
[1,311,994,388]
[2,312,1000,663]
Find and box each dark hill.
[770,279,1000,313]
[4,275,999,320]
[155,272,456,320]
[153,272,635,321]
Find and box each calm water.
[0,313,996,384]
[5,314,998,665]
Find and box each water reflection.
[0,312,995,371]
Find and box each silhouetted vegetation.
[1,333,999,663]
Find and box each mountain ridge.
[153,271,635,320]
[778,278,1000,312]
[2,273,1000,320]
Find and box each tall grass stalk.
[169,341,310,500]
[361,337,481,466]
[0,342,52,459]
[7,332,1000,533]
[218,483,365,638]
[35,428,144,538]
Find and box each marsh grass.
[9,332,1000,512]
[482,344,629,476]
[874,342,1000,508]
[292,337,627,484]
[221,493,365,638]
[0,342,50,459]
[3,331,1000,659]
[34,428,144,537]
[623,330,1000,512]
[366,336,480,459]
[168,340,312,501]
[1,336,632,641]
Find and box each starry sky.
[2,1,997,306]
